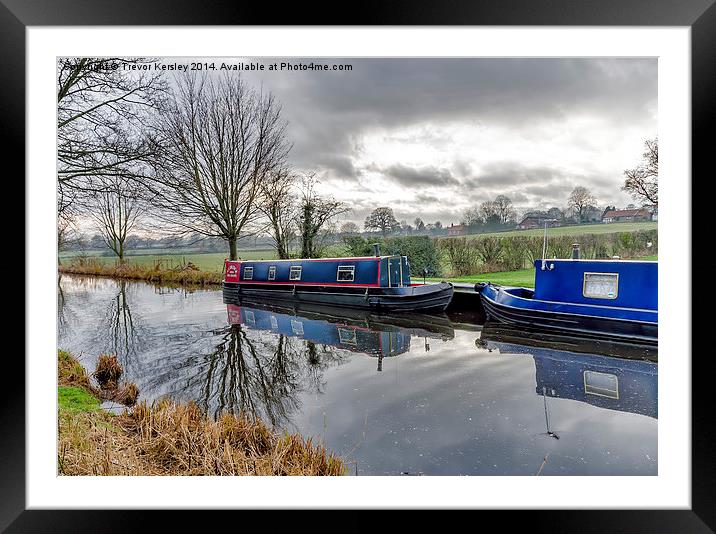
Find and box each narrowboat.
[479,256,657,344]
[222,248,454,313]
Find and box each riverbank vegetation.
[60,226,658,286]
[58,257,223,286]
[57,350,346,476]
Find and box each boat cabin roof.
[231,255,401,263]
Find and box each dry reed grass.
[58,351,345,476]
[59,399,345,476]
[116,400,346,475]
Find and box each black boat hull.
[223,281,454,313]
[480,291,657,345]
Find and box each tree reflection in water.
[88,280,145,374]
[178,326,349,427]
[195,325,300,425]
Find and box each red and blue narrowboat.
[222,247,453,313]
[479,257,657,344]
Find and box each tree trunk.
[229,237,238,260]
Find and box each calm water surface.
[57,275,657,476]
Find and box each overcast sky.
[168,57,657,227]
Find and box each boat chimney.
[372,243,381,257]
[571,243,581,259]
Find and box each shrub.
[342,235,374,257]
[437,237,477,276]
[382,236,442,277]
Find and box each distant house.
[601,208,652,223]
[447,223,467,237]
[516,215,560,230]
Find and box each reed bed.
[57,350,346,476]
[58,258,223,286]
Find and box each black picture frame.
[5,0,712,529]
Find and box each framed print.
[5,0,713,529]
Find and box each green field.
[443,221,657,239]
[429,268,538,287]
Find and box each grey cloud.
[383,163,459,187]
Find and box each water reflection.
[226,302,451,372]
[480,322,658,420]
[58,275,657,475]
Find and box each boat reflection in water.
[226,300,454,371]
[480,322,657,419]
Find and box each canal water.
[57,275,658,476]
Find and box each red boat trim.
[236,281,381,288]
[234,257,381,263]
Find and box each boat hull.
[223,281,454,313]
[480,284,657,344]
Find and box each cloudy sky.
[170,57,657,227]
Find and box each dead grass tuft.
[100,381,140,406]
[93,354,123,388]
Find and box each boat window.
[270,315,278,330]
[268,266,277,280]
[289,266,302,281]
[244,310,255,326]
[338,328,357,345]
[243,267,253,280]
[583,272,618,299]
[584,371,619,399]
[337,265,355,282]
[291,319,304,336]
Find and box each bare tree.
[364,207,400,237]
[297,174,348,258]
[568,186,597,222]
[493,195,517,224]
[462,207,482,227]
[57,57,165,191]
[258,168,298,259]
[88,178,141,262]
[622,137,658,206]
[151,73,291,260]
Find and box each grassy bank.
[58,350,346,476]
[58,258,224,286]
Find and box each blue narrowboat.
[479,258,657,344]
[222,249,453,313]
